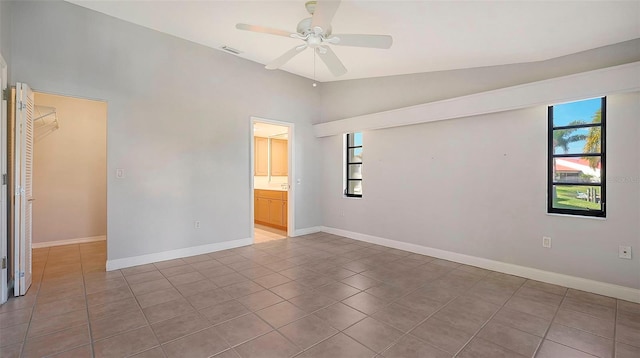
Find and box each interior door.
[13,82,33,296]
[0,55,7,304]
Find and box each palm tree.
[553,120,587,154]
[583,109,601,169]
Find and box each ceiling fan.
[236,0,393,77]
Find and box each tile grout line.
[371,266,489,357]
[141,260,203,357]
[450,275,528,357]
[233,244,346,355]
[18,246,49,358]
[531,285,569,358]
[535,292,619,358]
[548,305,618,340]
[340,262,470,356]
[196,244,303,354]
[88,251,159,356]
[376,295,457,357]
[560,298,617,322]
[79,244,97,358]
[329,245,456,353]
[612,299,618,358]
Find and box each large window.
[548,97,606,217]
[345,132,362,197]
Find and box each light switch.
[116,168,125,179]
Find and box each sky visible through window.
[353,132,363,147]
[553,98,602,154]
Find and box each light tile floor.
[0,233,638,358]
[254,225,287,244]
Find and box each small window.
[548,97,606,217]
[345,132,362,197]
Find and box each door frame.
[250,117,294,240]
[0,54,7,304]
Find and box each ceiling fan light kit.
[236,0,393,78]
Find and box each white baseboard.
[320,226,640,303]
[292,226,323,237]
[106,237,252,271]
[32,235,106,249]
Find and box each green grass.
[553,186,601,211]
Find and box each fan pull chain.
[312,50,317,87]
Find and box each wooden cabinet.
[268,199,284,226]
[254,137,287,176]
[254,137,268,176]
[254,190,288,230]
[255,197,270,223]
[270,139,288,176]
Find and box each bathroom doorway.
[250,118,293,243]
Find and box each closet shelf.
[34,105,60,141]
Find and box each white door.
[13,82,33,296]
[0,55,7,304]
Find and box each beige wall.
[33,92,107,243]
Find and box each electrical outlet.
[542,236,552,248]
[116,168,125,179]
[194,221,201,229]
[619,246,632,259]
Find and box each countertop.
[254,186,288,192]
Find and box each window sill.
[343,195,363,200]
[546,213,606,221]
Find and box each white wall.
[33,92,107,244]
[9,1,322,261]
[0,0,11,73]
[321,92,640,289]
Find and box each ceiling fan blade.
[330,34,393,49]
[311,0,342,33]
[236,23,294,38]
[316,46,347,77]
[265,45,307,70]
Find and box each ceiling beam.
[313,62,640,137]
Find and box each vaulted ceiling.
[68,1,640,82]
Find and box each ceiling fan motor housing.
[297,17,331,37]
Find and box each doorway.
[3,84,108,300]
[11,89,107,296]
[30,92,107,275]
[251,118,293,243]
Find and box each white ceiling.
[68,0,640,82]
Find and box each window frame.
[345,132,362,198]
[547,97,606,218]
